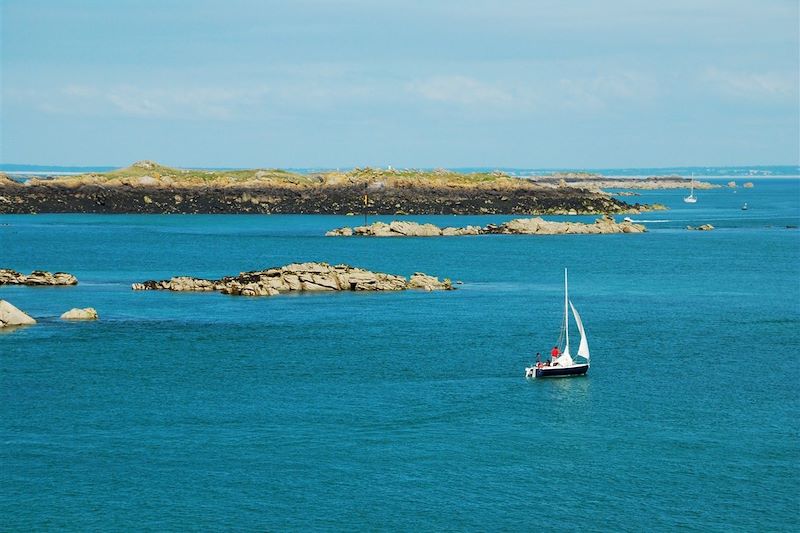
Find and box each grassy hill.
[44,161,530,188]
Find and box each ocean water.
[1,179,799,531]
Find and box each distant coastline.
[2,160,668,215]
[2,163,798,179]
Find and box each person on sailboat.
[550,345,560,366]
[535,352,542,369]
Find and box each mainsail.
[557,267,574,367]
[569,300,590,360]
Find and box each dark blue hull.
[535,364,589,378]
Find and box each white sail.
[684,174,697,203]
[569,300,590,360]
[553,268,574,367]
[555,351,574,367]
[563,268,570,355]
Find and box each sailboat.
[684,174,698,203]
[525,269,590,378]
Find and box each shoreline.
[0,185,654,215]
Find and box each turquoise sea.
[1,178,799,531]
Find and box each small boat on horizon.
[525,269,590,379]
[684,174,698,204]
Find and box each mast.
[564,267,569,353]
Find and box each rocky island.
[60,307,99,320]
[0,269,78,286]
[0,300,99,328]
[535,173,719,191]
[132,262,453,296]
[326,216,646,237]
[0,300,37,328]
[1,161,667,215]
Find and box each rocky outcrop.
[486,215,646,235]
[727,181,737,188]
[0,172,18,183]
[442,225,482,236]
[60,308,99,320]
[0,300,36,327]
[132,262,453,296]
[687,224,715,231]
[328,216,646,237]
[326,221,481,237]
[0,269,78,286]
[133,276,223,292]
[407,273,453,291]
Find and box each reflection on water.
[542,375,592,407]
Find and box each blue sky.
[1,0,798,168]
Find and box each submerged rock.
[132,262,453,296]
[327,216,646,237]
[0,269,78,286]
[0,300,36,327]
[60,307,99,320]
[687,224,715,231]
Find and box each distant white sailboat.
[684,174,697,203]
[525,269,590,379]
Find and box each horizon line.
[2,162,799,172]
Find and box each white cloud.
[405,76,516,107]
[404,72,657,115]
[9,69,662,123]
[702,68,797,100]
[19,84,272,120]
[556,72,658,112]
[10,79,387,119]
